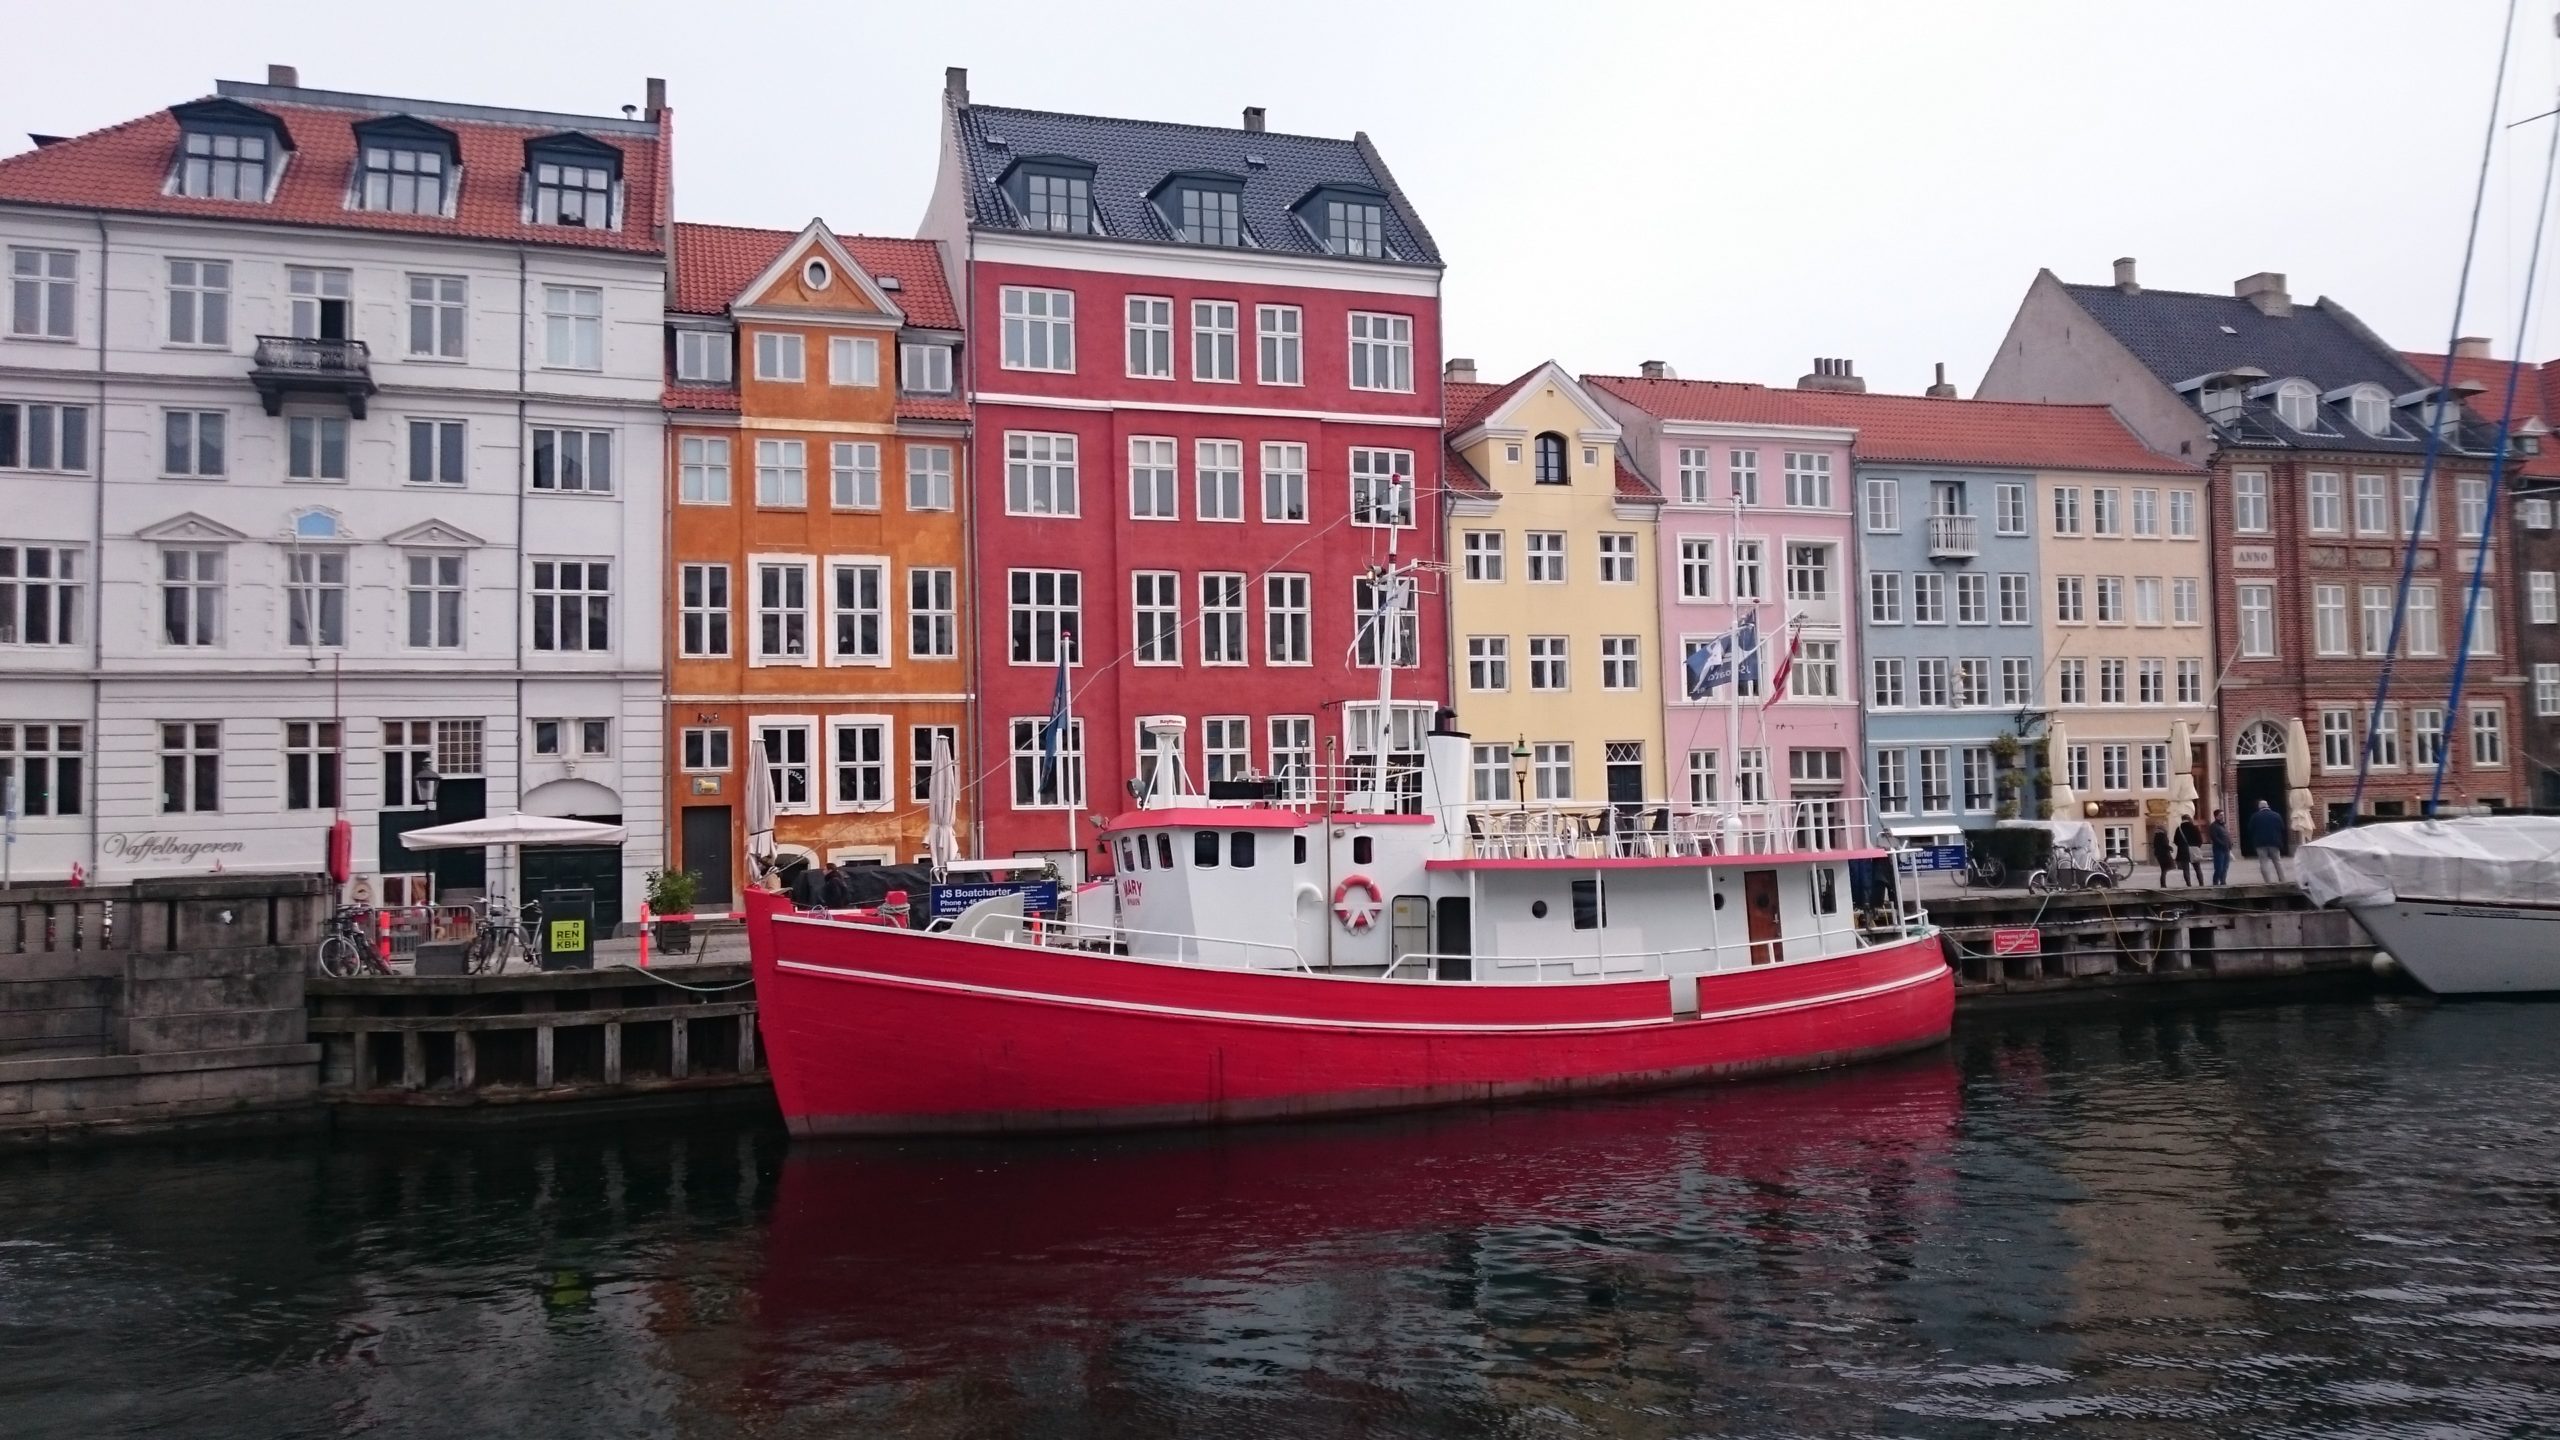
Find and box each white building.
[0,69,670,922]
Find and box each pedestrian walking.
[2175,816,2204,886]
[2247,800,2288,882]
[2150,826,2175,886]
[2207,810,2234,886]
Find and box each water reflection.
[2,1001,2558,1437]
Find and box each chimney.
[266,64,299,88]
[644,77,667,119]
[2235,271,2292,318]
[944,66,970,107]
[1796,357,1867,393]
[1638,359,1675,380]
[1243,106,1266,133]
[1443,357,1477,385]
[2113,256,2139,294]
[1926,362,1958,399]
[2455,336,2494,359]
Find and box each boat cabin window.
[1811,866,1838,915]
[1119,838,1136,871]
[1231,832,1256,868]
[1572,878,1607,930]
[1194,831,1220,868]
[1133,836,1150,870]
[1353,835,1374,865]
[1156,833,1174,870]
[1294,835,1308,864]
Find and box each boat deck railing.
[1460,800,1870,861]
[1028,914,1312,973]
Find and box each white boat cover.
[2297,816,2560,908]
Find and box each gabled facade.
[1442,360,1664,811]
[662,221,966,905]
[2402,340,2560,808]
[1587,370,1865,839]
[920,69,1446,875]
[1980,261,2529,833]
[0,70,670,920]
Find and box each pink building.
[1590,371,1865,836]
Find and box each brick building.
[1980,261,2527,836]
[920,69,1446,875]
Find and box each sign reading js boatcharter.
[103,832,249,867]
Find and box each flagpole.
[1063,643,1080,879]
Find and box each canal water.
[4,997,2557,1438]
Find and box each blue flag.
[1038,634,1071,797]
[1683,610,1762,699]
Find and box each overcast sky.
[10,1,2554,392]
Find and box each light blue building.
[1853,457,2045,828]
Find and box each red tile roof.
[671,221,958,330]
[0,97,666,253]
[2404,350,2560,478]
[1444,374,1533,430]
[1585,375,2197,476]
[1443,442,1494,497]
[1614,454,1662,503]
[896,396,968,423]
[664,385,740,413]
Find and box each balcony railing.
[1927,514,1979,559]
[249,336,377,418]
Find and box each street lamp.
[412,763,440,808]
[1511,734,1530,810]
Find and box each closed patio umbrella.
[925,731,961,871]
[744,753,778,890]
[2285,716,2317,839]
[2168,720,2197,823]
[2045,720,2078,821]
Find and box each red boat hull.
[745,890,1954,1136]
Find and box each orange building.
[663,221,969,908]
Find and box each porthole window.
[1352,835,1374,865]
[1712,891,1726,911]
[803,258,831,290]
[1530,900,1549,919]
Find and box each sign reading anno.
[2231,545,2275,570]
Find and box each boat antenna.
[2352,0,2520,817]
[2434,79,2560,810]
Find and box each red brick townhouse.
[920,69,1447,874]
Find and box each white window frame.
[1256,304,1302,385]
[1348,311,1414,392]
[999,286,1075,373]
[1260,441,1307,523]
[1005,431,1079,517]
[754,718,819,816]
[754,438,807,508]
[1467,635,1509,692]
[1132,570,1182,667]
[1008,568,1082,667]
[541,284,604,371]
[678,561,730,659]
[906,443,954,511]
[830,441,882,511]
[824,556,890,668]
[678,435,730,505]
[750,555,815,668]
[1124,295,1172,379]
[907,566,957,660]
[1264,572,1311,665]
[1196,439,1244,521]
[824,714,894,814]
[827,334,880,388]
[1199,571,1247,666]
[1191,299,1239,383]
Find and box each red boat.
[747,723,1952,1137]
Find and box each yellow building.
[1442,361,1666,810]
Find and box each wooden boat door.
[1743,869,1783,965]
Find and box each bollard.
[638,901,652,969]
[376,907,392,966]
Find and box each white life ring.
[1332,875,1384,934]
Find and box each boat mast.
[1367,476,1407,807]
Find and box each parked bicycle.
[316,903,393,977]
[466,898,544,974]
[1955,851,2009,889]
[2026,856,2120,893]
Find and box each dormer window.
[1294,185,1391,259]
[523,134,622,230]
[2200,386,2242,422]
[169,100,290,202]
[997,155,1100,235]
[2349,384,2392,437]
[353,117,458,216]
[2274,379,2319,432]
[1154,173,1246,246]
[1326,199,1384,257]
[1534,433,1569,485]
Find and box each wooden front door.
[1743,868,1783,966]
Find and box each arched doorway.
[521,778,628,936]
[2231,720,2288,854]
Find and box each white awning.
[398,815,629,851]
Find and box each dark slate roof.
[952,103,1439,266]
[2061,282,2499,458]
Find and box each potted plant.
[1989,733,2022,766]
[645,868,700,955]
